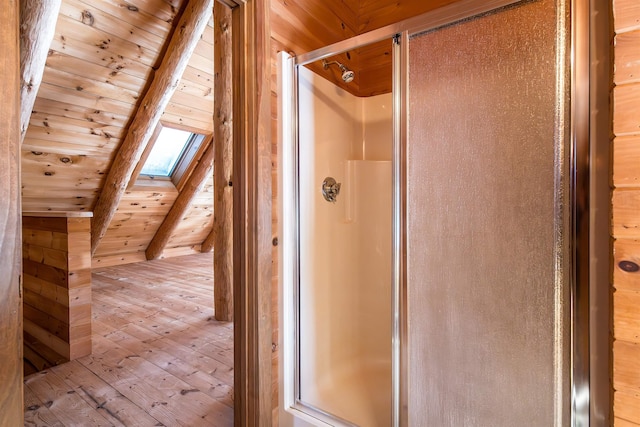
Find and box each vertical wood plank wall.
[22,213,93,371]
[613,0,640,425]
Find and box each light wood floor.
[24,253,234,427]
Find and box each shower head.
[322,59,354,84]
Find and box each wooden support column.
[232,0,273,424]
[0,1,23,424]
[213,0,234,321]
[91,0,213,254]
[146,140,215,260]
[20,0,61,143]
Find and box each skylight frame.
[140,127,195,177]
[129,123,209,189]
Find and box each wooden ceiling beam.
[200,228,215,253]
[91,0,214,255]
[145,139,214,261]
[20,0,62,143]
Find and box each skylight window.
[129,123,209,190]
[140,127,193,177]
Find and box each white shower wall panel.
[296,66,392,426]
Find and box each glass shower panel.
[297,62,393,426]
[406,0,570,425]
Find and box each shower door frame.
[279,0,605,424]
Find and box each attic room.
[0,0,639,426]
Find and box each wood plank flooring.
[24,253,234,427]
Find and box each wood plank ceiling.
[22,0,214,266]
[271,0,462,96]
[21,0,461,266]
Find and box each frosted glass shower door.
[406,0,571,425]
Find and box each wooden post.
[20,0,61,143]
[91,0,213,254]
[0,0,24,424]
[145,140,215,260]
[232,0,273,424]
[214,1,234,321]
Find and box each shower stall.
[278,0,609,425]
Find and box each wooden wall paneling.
[19,0,62,143]
[44,51,147,92]
[92,252,148,268]
[614,83,640,136]
[615,392,640,426]
[43,67,140,106]
[614,136,640,187]
[0,1,23,423]
[613,189,640,236]
[112,0,183,24]
[214,0,234,321]
[51,15,160,68]
[357,0,461,33]
[26,124,122,151]
[161,111,214,133]
[614,340,640,395]
[34,83,137,117]
[183,52,215,75]
[94,212,170,257]
[614,0,640,33]
[614,239,640,290]
[22,213,92,373]
[271,0,356,47]
[163,101,215,127]
[613,0,640,424]
[91,0,213,255]
[30,97,130,128]
[168,90,214,113]
[614,30,640,85]
[181,64,214,88]
[614,289,640,343]
[59,0,166,52]
[175,78,214,101]
[73,0,175,39]
[47,30,154,79]
[28,113,126,141]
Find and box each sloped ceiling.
[20,0,462,266]
[271,0,463,96]
[22,0,213,265]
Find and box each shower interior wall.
[295,66,393,425]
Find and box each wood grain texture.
[614,239,640,291]
[614,83,640,136]
[23,215,92,367]
[614,136,640,187]
[614,189,640,238]
[614,0,640,33]
[24,253,233,426]
[614,29,640,85]
[0,1,23,424]
[20,0,62,142]
[233,0,273,424]
[614,289,640,344]
[613,0,640,423]
[91,0,213,254]
[214,0,234,322]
